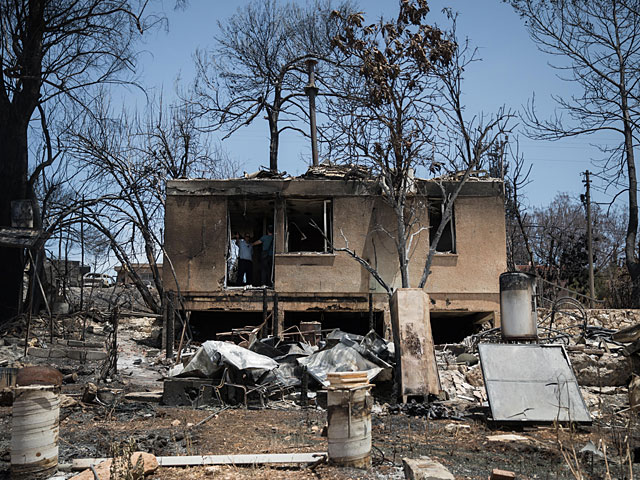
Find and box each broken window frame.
[225,198,276,289]
[284,198,333,254]
[429,199,456,254]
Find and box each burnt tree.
[510,0,640,305]
[0,0,155,320]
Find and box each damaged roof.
[167,164,504,198]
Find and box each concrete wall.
[427,195,507,314]
[164,195,227,292]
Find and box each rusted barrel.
[0,367,18,388]
[11,385,60,479]
[327,373,372,469]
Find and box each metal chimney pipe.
[305,58,319,167]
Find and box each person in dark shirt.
[253,225,274,287]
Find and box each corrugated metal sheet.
[478,343,591,423]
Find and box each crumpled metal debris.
[177,341,278,381]
[298,340,382,387]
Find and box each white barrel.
[11,386,60,479]
[327,387,372,469]
[500,272,538,341]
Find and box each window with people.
[227,199,275,288]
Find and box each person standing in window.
[237,233,253,286]
[253,225,274,287]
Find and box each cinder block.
[27,347,50,358]
[162,378,215,407]
[85,350,108,361]
[402,457,455,480]
[490,469,516,480]
[66,349,86,361]
[49,348,67,358]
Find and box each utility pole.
[80,195,85,312]
[583,170,595,307]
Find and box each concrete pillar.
[390,289,440,402]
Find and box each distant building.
[44,259,90,288]
[115,263,162,285]
[164,168,507,343]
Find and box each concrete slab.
[66,349,86,361]
[85,350,107,361]
[27,347,50,358]
[402,457,455,480]
[49,348,67,358]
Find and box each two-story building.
[164,168,507,343]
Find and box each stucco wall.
[164,195,226,292]
[274,196,374,293]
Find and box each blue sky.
[127,0,624,210]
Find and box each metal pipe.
[305,58,319,167]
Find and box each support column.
[390,289,440,402]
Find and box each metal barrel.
[327,386,372,469]
[11,386,60,479]
[499,272,538,341]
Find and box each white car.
[83,272,113,288]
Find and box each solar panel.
[478,343,591,423]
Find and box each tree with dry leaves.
[66,98,236,313]
[190,0,354,172]
[325,2,513,291]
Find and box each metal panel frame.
[479,343,591,423]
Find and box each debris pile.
[164,329,394,408]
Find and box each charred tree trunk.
[0,0,45,322]
[267,108,280,172]
[0,116,30,320]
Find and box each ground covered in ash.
[0,308,638,479]
[0,387,637,479]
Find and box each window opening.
[285,199,332,253]
[227,198,275,288]
[429,200,455,253]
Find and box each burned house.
[164,169,507,343]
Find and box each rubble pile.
[436,348,486,404]
[165,329,394,407]
[539,308,640,331]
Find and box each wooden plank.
[72,458,109,470]
[157,453,327,466]
[327,372,367,379]
[73,453,327,470]
[124,391,163,402]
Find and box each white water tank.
[500,272,538,341]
